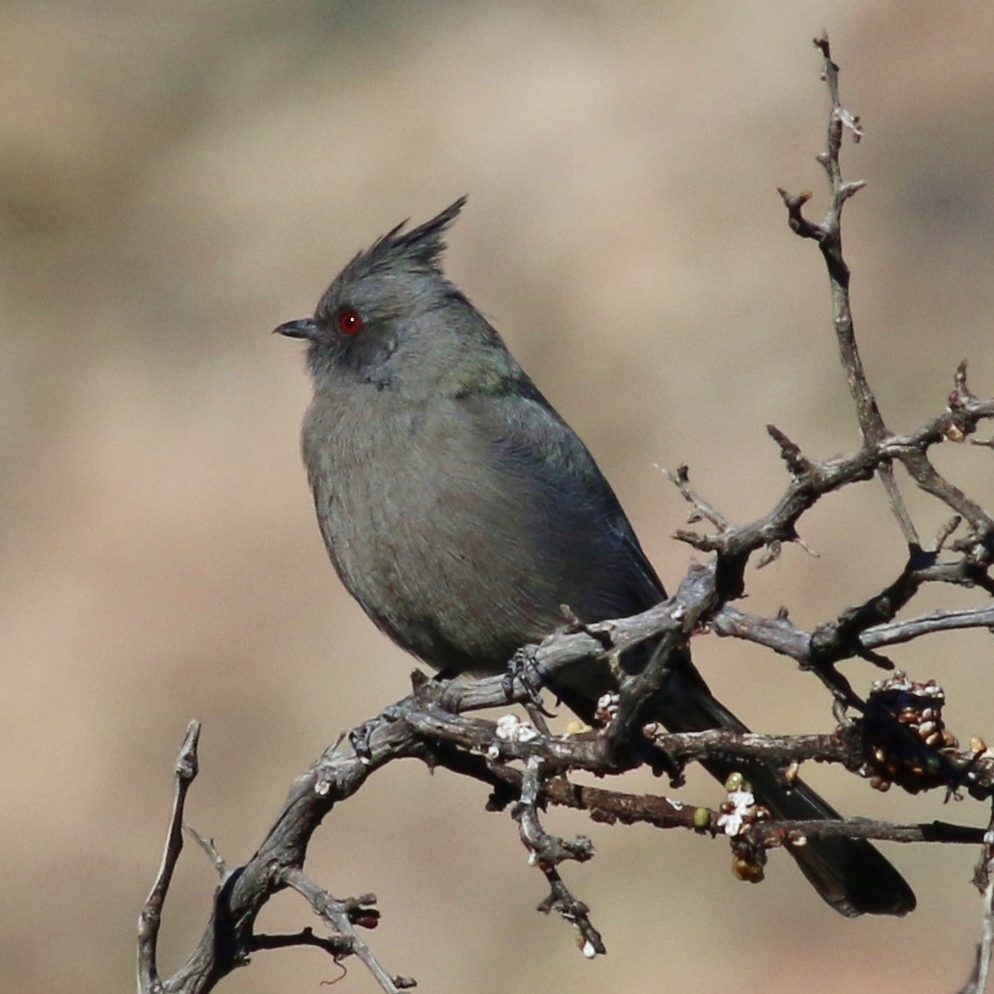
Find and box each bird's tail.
[555,652,916,917]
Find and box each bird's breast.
[302,393,576,671]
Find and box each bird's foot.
[502,646,554,715]
[349,706,404,765]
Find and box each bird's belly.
[315,439,567,673]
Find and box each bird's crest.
[341,196,468,283]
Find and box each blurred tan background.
[3,1,994,992]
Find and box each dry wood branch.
[513,756,604,958]
[142,650,994,993]
[958,810,994,994]
[710,602,994,662]
[138,720,201,994]
[779,35,920,546]
[284,870,414,992]
[250,926,351,958]
[666,463,730,530]
[642,727,863,770]
[747,818,984,849]
[140,440,994,994]
[140,499,994,994]
[185,825,227,877]
[783,35,879,441]
[779,37,994,558]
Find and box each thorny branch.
[139,35,994,994]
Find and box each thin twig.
[665,464,730,530]
[958,808,994,994]
[782,37,994,555]
[710,602,994,663]
[138,720,201,994]
[285,870,414,993]
[781,34,918,547]
[185,824,227,877]
[747,817,984,848]
[513,757,605,958]
[642,726,861,769]
[251,927,352,958]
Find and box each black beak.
[273,318,318,340]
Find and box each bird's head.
[276,197,516,395]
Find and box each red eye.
[338,309,362,335]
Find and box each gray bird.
[276,198,915,917]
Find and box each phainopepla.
[275,198,915,917]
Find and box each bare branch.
[138,720,201,994]
[785,35,923,551]
[748,817,983,848]
[185,824,227,878]
[710,602,994,664]
[780,36,994,559]
[665,464,730,530]
[957,810,994,994]
[807,32,880,444]
[284,870,414,993]
[514,757,604,958]
[642,726,862,770]
[251,927,352,958]
[863,605,994,649]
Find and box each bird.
[275,197,916,917]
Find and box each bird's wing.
[458,383,667,615]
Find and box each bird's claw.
[349,708,403,765]
[502,647,552,714]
